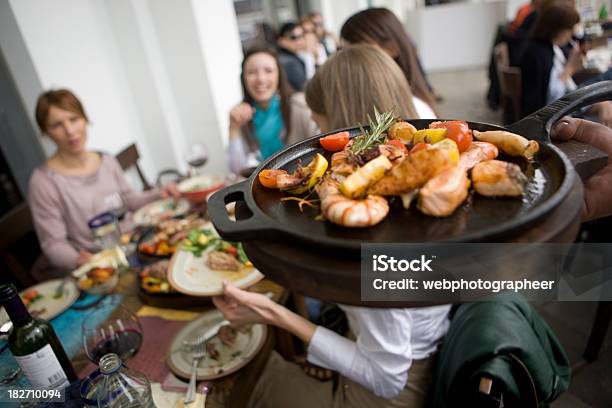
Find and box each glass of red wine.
[184,143,209,177]
[82,305,143,364]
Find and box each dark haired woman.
[28,89,178,276]
[227,46,317,174]
[520,3,612,125]
[340,8,438,117]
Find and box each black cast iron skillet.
[209,82,611,252]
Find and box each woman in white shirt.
[213,45,449,408]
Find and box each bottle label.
[14,344,70,389]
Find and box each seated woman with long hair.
[213,45,450,408]
[340,7,438,119]
[227,45,317,175]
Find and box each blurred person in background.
[520,3,612,125]
[28,89,178,276]
[300,16,327,79]
[227,45,317,175]
[214,45,449,408]
[340,8,438,118]
[309,11,337,56]
[277,22,308,91]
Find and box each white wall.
[405,0,508,71]
[4,0,243,184]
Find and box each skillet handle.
[507,81,612,141]
[207,180,277,241]
[507,80,611,180]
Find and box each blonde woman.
[213,45,449,408]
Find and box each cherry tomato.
[258,169,288,189]
[410,143,429,153]
[223,245,238,257]
[386,139,408,153]
[319,131,350,152]
[428,121,472,152]
[444,123,473,152]
[429,120,469,129]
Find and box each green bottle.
[599,3,609,20]
[0,284,77,389]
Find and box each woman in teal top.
[227,45,317,174]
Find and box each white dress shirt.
[547,45,577,104]
[307,304,451,399]
[412,97,437,119]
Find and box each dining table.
[68,269,289,407]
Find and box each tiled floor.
[429,68,612,408]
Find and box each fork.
[184,342,206,404]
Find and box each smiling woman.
[226,45,317,175]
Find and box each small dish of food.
[132,198,191,226]
[178,174,225,205]
[137,216,208,260]
[77,267,118,295]
[167,309,266,380]
[0,279,80,325]
[167,223,263,296]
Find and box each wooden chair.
[116,143,152,190]
[494,42,523,124]
[0,203,38,288]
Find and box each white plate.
[167,223,264,296]
[132,198,190,226]
[177,174,225,193]
[71,247,128,279]
[0,279,80,325]
[167,310,266,380]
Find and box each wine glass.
[82,305,143,364]
[184,143,209,176]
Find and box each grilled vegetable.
[432,139,460,164]
[320,131,350,152]
[472,160,528,197]
[388,121,417,143]
[339,155,392,198]
[412,128,447,145]
[473,130,539,160]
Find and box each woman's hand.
[229,103,255,137]
[160,182,181,199]
[561,46,584,82]
[213,281,317,343]
[551,117,612,221]
[212,281,278,327]
[76,250,93,266]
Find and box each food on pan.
[139,260,174,293]
[473,130,539,160]
[472,160,528,197]
[257,109,539,227]
[139,216,207,257]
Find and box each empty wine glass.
[184,143,209,176]
[82,305,143,364]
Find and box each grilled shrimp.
[316,177,389,227]
[331,150,359,175]
[459,141,499,170]
[472,160,528,197]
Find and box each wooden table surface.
[71,270,287,407]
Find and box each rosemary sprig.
[349,107,396,155]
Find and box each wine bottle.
[0,284,78,389]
